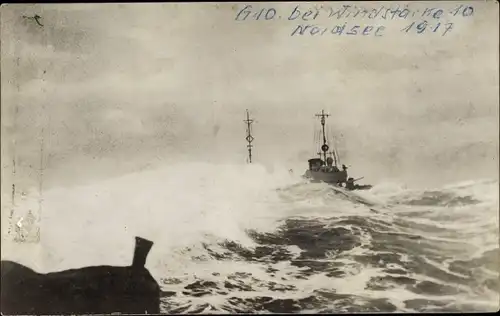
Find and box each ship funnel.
[132,237,154,268]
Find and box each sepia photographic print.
[1,1,499,314]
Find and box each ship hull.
[303,169,347,185]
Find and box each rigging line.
[327,122,338,165]
[316,128,321,156]
[312,125,316,153]
[328,124,334,149]
[334,133,341,166]
[314,128,319,154]
[314,130,317,154]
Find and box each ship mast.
[244,109,254,163]
[315,110,330,163]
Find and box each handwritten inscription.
[291,24,386,37]
[402,21,454,37]
[234,4,475,37]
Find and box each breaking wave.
[4,163,499,313]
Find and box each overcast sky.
[1,2,498,193]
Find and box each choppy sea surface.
[4,163,499,313]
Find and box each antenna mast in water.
[244,109,254,163]
[315,110,330,163]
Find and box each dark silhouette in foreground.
[1,236,160,315]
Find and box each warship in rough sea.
[243,109,371,191]
[303,110,372,191]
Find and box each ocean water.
[3,162,499,313]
